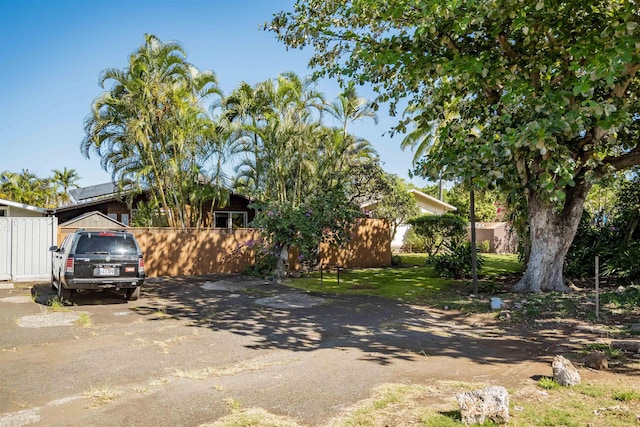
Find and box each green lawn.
[288,253,522,306]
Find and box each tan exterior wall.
[58,218,391,277]
[317,218,392,268]
[58,227,260,277]
[471,222,518,254]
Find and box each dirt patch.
[255,293,326,309]
[200,279,271,292]
[16,311,89,328]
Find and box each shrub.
[602,242,640,284]
[537,377,561,390]
[565,211,619,278]
[402,227,427,252]
[243,248,278,279]
[408,213,468,256]
[391,255,403,266]
[432,242,484,279]
[478,240,490,253]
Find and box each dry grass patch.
[74,312,92,328]
[320,379,640,427]
[201,399,303,427]
[326,382,483,427]
[153,335,187,353]
[84,387,121,408]
[173,358,298,380]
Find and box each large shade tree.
[82,34,224,228]
[270,0,640,292]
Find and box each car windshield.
[75,234,138,255]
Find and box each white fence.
[0,217,58,282]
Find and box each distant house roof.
[69,182,133,202]
[69,182,251,204]
[409,189,457,213]
[0,197,49,214]
[54,195,126,214]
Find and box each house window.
[214,211,247,229]
[121,213,129,226]
[0,207,7,217]
[107,213,118,221]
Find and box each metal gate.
[0,217,57,282]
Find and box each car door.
[52,235,71,283]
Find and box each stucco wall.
[58,218,391,277]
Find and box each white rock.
[456,385,509,425]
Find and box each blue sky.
[0,0,426,188]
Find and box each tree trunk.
[273,245,290,283]
[514,184,591,293]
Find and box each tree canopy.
[82,34,225,228]
[269,0,640,292]
[1,169,80,208]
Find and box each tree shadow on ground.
[131,275,589,369]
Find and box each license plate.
[98,267,116,276]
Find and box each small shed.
[472,222,518,254]
[59,211,128,229]
[58,211,128,245]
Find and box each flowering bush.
[249,189,362,280]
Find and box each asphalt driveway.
[0,275,609,426]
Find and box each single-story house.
[57,182,255,228]
[361,189,458,251]
[0,197,50,218]
[392,189,457,251]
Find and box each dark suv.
[50,230,145,302]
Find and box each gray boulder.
[552,355,581,386]
[456,385,509,425]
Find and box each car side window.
[60,235,72,252]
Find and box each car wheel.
[57,282,72,303]
[126,287,140,301]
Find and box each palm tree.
[319,84,379,187]
[400,105,460,200]
[51,167,80,205]
[317,127,377,188]
[323,81,378,137]
[0,169,55,207]
[225,72,325,206]
[82,34,223,227]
